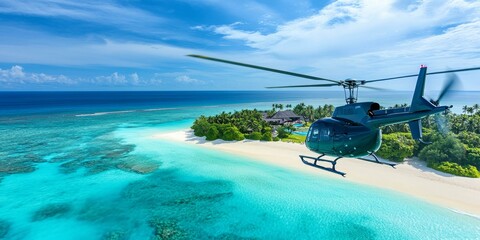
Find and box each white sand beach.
[154,129,480,217]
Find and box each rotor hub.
[342,79,359,104]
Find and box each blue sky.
[1,0,480,91]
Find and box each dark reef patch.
[77,199,125,223]
[102,230,129,240]
[328,220,377,240]
[74,169,238,239]
[213,233,258,240]
[116,156,160,174]
[56,138,160,176]
[31,203,72,221]
[0,114,158,179]
[0,154,43,177]
[121,170,237,238]
[121,170,232,216]
[0,219,11,238]
[149,218,187,240]
[58,141,139,175]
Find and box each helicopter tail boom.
[410,66,436,112]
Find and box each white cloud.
[130,73,140,85]
[198,0,480,89]
[8,65,26,78]
[94,72,127,85]
[0,65,75,85]
[92,72,164,86]
[211,0,480,59]
[175,75,203,84]
[2,0,480,90]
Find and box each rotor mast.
[343,80,359,104]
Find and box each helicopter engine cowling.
[305,118,381,158]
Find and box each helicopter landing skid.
[359,152,397,168]
[299,154,346,177]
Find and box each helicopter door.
[332,123,347,156]
[307,126,319,151]
[317,126,333,154]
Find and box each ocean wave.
[142,107,178,112]
[450,209,480,220]
[76,107,181,117]
[75,110,136,117]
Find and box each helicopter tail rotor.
[427,73,460,135]
[429,73,459,106]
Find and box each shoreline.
[153,129,480,217]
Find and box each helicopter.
[188,54,480,176]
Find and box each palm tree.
[326,104,335,116]
[304,105,315,122]
[473,104,479,114]
[467,107,474,115]
[293,103,306,116]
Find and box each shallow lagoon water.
[116,126,480,239]
[1,91,480,239]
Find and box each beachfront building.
[263,110,303,125]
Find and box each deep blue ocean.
[1,91,479,239]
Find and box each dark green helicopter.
[188,54,480,176]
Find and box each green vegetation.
[192,103,332,143]
[192,109,269,141]
[293,103,335,121]
[377,104,480,177]
[277,127,290,138]
[282,134,306,144]
[246,132,262,140]
[376,132,415,162]
[192,102,480,178]
[429,161,480,178]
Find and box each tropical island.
[192,103,480,178]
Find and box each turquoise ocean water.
[1,91,479,239]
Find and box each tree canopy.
[377,104,480,177]
[192,109,270,141]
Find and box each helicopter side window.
[309,127,319,141]
[319,128,330,141]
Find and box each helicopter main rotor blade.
[427,67,480,76]
[359,85,387,90]
[188,54,340,84]
[266,83,339,89]
[364,74,418,83]
[364,66,480,83]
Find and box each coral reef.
[102,230,128,240]
[149,218,187,240]
[31,203,72,221]
[0,219,11,238]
